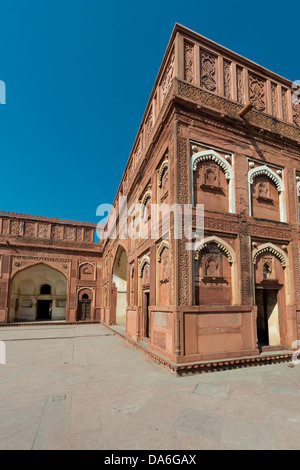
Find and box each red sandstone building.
[1,24,300,371]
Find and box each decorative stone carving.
[83,229,93,243]
[38,224,50,238]
[200,51,217,92]
[282,88,288,121]
[236,66,243,104]
[160,50,175,103]
[145,107,153,141]
[248,165,284,192]
[293,102,300,127]
[252,243,288,267]
[184,42,194,83]
[271,83,278,118]
[223,60,231,100]
[10,221,20,236]
[192,151,233,180]
[52,225,62,239]
[25,222,36,237]
[249,73,266,111]
[64,226,76,241]
[195,237,235,264]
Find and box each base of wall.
[0,320,101,327]
[103,322,293,375]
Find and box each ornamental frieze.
[175,79,300,141]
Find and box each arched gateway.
[112,246,128,325]
[9,263,68,323]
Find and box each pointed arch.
[139,255,150,277]
[194,235,236,264]
[248,165,284,192]
[190,149,235,213]
[158,160,168,188]
[248,164,286,222]
[193,235,238,304]
[141,191,152,207]
[252,243,288,268]
[157,240,169,262]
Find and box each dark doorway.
[256,288,280,347]
[143,291,150,338]
[37,300,52,320]
[78,299,91,321]
[40,284,51,295]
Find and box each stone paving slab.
[0,323,300,450]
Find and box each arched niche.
[248,165,286,222]
[78,262,95,281]
[190,150,235,213]
[194,236,238,305]
[112,245,128,325]
[157,241,170,305]
[158,160,169,203]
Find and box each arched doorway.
[9,264,67,323]
[77,289,93,321]
[112,246,128,325]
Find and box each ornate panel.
[10,221,20,236]
[271,83,278,118]
[51,225,63,239]
[200,51,217,92]
[25,222,36,237]
[236,66,243,104]
[240,234,252,305]
[160,50,175,104]
[184,41,194,84]
[223,60,231,100]
[293,102,300,127]
[282,88,288,122]
[249,73,266,111]
[145,107,153,142]
[64,226,76,241]
[38,224,50,238]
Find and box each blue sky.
[0,0,299,223]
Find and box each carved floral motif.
[10,221,20,236]
[25,223,36,237]
[223,60,231,100]
[38,224,50,238]
[293,102,300,127]
[184,42,194,83]
[236,67,243,104]
[271,83,278,118]
[200,51,217,92]
[249,74,266,111]
[282,89,288,121]
[160,50,175,103]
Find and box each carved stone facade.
[0,213,102,323]
[1,24,300,371]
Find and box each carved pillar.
[175,124,190,306]
[291,240,300,305]
[286,168,298,226]
[240,221,253,305]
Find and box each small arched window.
[82,293,89,300]
[40,284,51,295]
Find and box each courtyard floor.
[0,323,299,450]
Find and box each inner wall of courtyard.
[1,24,300,369]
